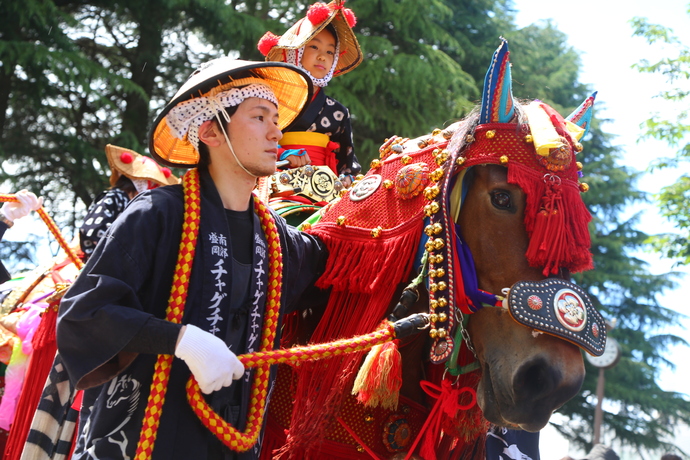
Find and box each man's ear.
[198,120,223,148]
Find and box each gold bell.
[433,238,445,250]
[430,168,444,182]
[500,155,509,165]
[580,182,590,192]
[435,268,445,278]
[437,281,447,291]
[336,215,346,225]
[424,185,440,200]
[401,155,413,165]
[383,179,394,189]
[371,226,383,238]
[576,161,583,171]
[486,130,496,139]
[524,134,533,143]
[456,157,466,166]
[437,297,447,307]
[429,328,438,339]
[438,312,448,322]
[370,159,382,169]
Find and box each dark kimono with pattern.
[79,188,130,260]
[290,89,360,176]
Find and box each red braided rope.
[184,196,283,452]
[238,324,395,368]
[135,169,201,459]
[0,194,83,269]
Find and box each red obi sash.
[280,131,338,175]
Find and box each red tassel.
[307,2,331,25]
[508,164,592,276]
[3,304,59,460]
[352,339,401,410]
[308,218,423,293]
[257,31,280,56]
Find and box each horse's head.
[422,39,603,431]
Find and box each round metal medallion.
[350,174,382,202]
[395,163,429,199]
[310,170,335,197]
[553,289,587,332]
[527,295,543,310]
[383,415,411,452]
[591,322,599,338]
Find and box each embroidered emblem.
[554,289,587,332]
[311,169,336,196]
[430,336,453,362]
[350,174,382,202]
[395,163,429,199]
[527,295,542,310]
[383,414,412,452]
[538,138,572,172]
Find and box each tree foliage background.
[1,0,689,455]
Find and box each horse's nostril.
[513,357,561,398]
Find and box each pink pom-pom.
[257,32,280,56]
[120,151,134,164]
[342,8,356,27]
[307,2,331,25]
[160,167,172,178]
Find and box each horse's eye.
[490,190,512,210]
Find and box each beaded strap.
[135,169,201,459]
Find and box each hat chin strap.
[215,113,260,179]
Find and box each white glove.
[2,190,43,222]
[174,324,245,394]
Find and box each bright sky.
[514,1,690,458]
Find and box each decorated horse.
[256,39,604,459]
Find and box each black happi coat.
[57,169,326,460]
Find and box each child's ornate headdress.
[257,0,362,78]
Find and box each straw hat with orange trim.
[257,0,362,81]
[105,144,180,187]
[149,58,313,168]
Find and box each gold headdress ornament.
[105,144,179,187]
[257,0,363,77]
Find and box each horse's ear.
[480,38,515,124]
[566,92,597,139]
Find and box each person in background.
[0,190,43,283]
[79,144,179,261]
[257,0,362,186]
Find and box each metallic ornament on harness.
[350,174,382,201]
[395,163,430,199]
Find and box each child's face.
[301,29,336,79]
